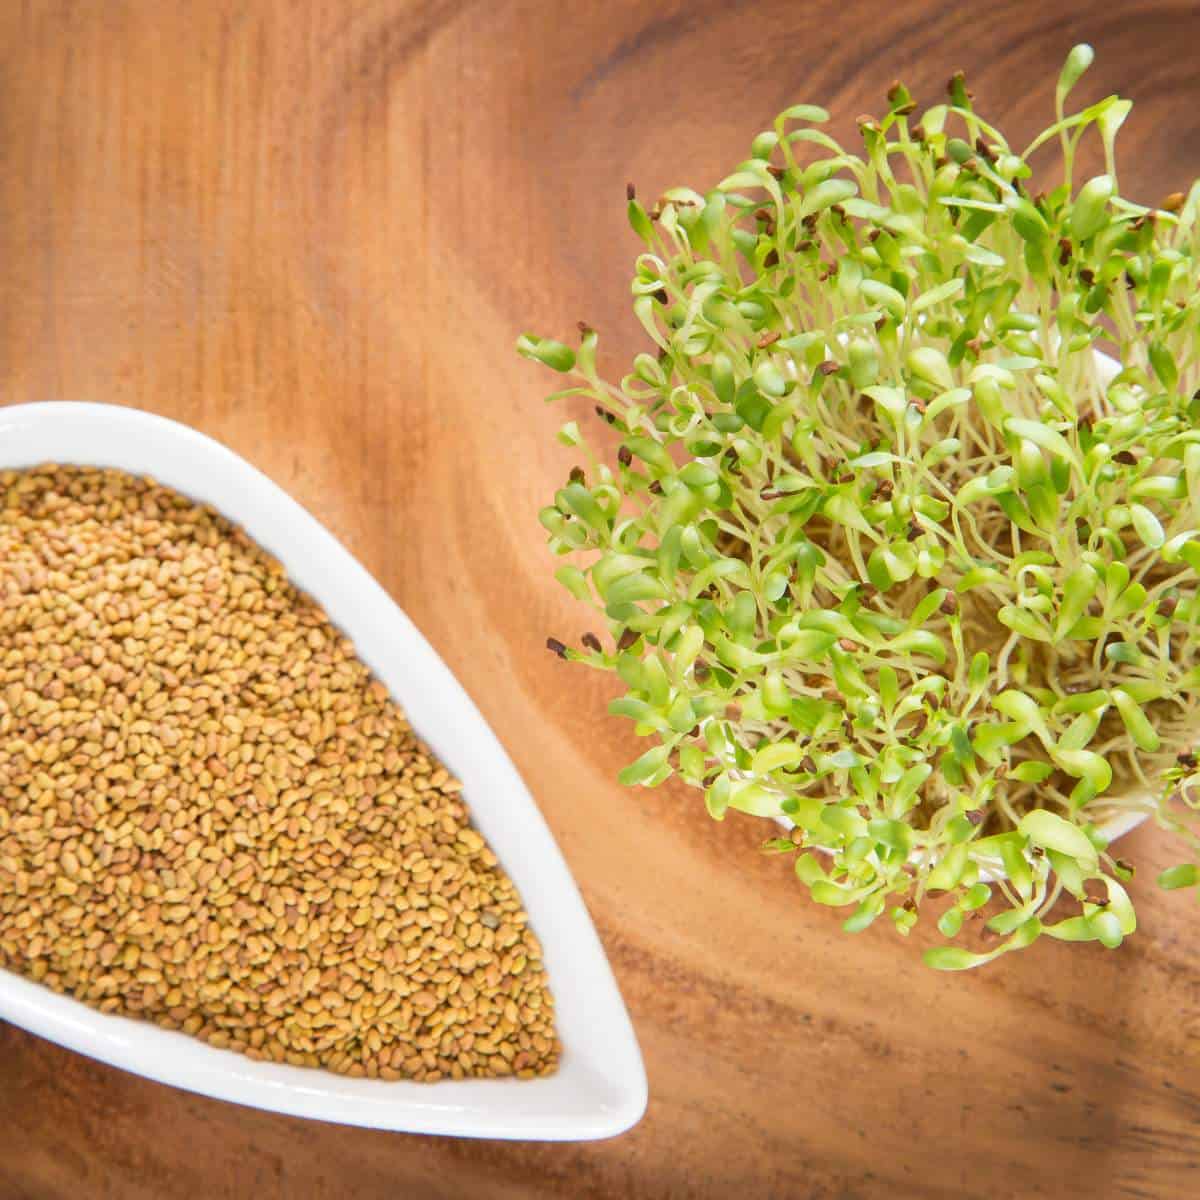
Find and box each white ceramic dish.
[0,402,647,1140]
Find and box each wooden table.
[3,2,1200,1196]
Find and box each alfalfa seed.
[0,465,559,1081]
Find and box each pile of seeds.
[0,465,558,1081]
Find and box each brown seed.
[0,466,559,1084]
[617,628,640,652]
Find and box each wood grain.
[3,2,1200,1196]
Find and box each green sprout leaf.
[1158,864,1199,890]
[1130,504,1165,550]
[924,946,987,971]
[1071,175,1114,241]
[1057,44,1095,104]
[618,744,673,787]
[1111,688,1161,753]
[1090,910,1125,949]
[1018,810,1098,871]
[517,334,577,373]
[628,198,655,243]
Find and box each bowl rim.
[0,400,648,1140]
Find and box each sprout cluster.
[519,47,1200,968]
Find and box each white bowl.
[0,402,647,1140]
